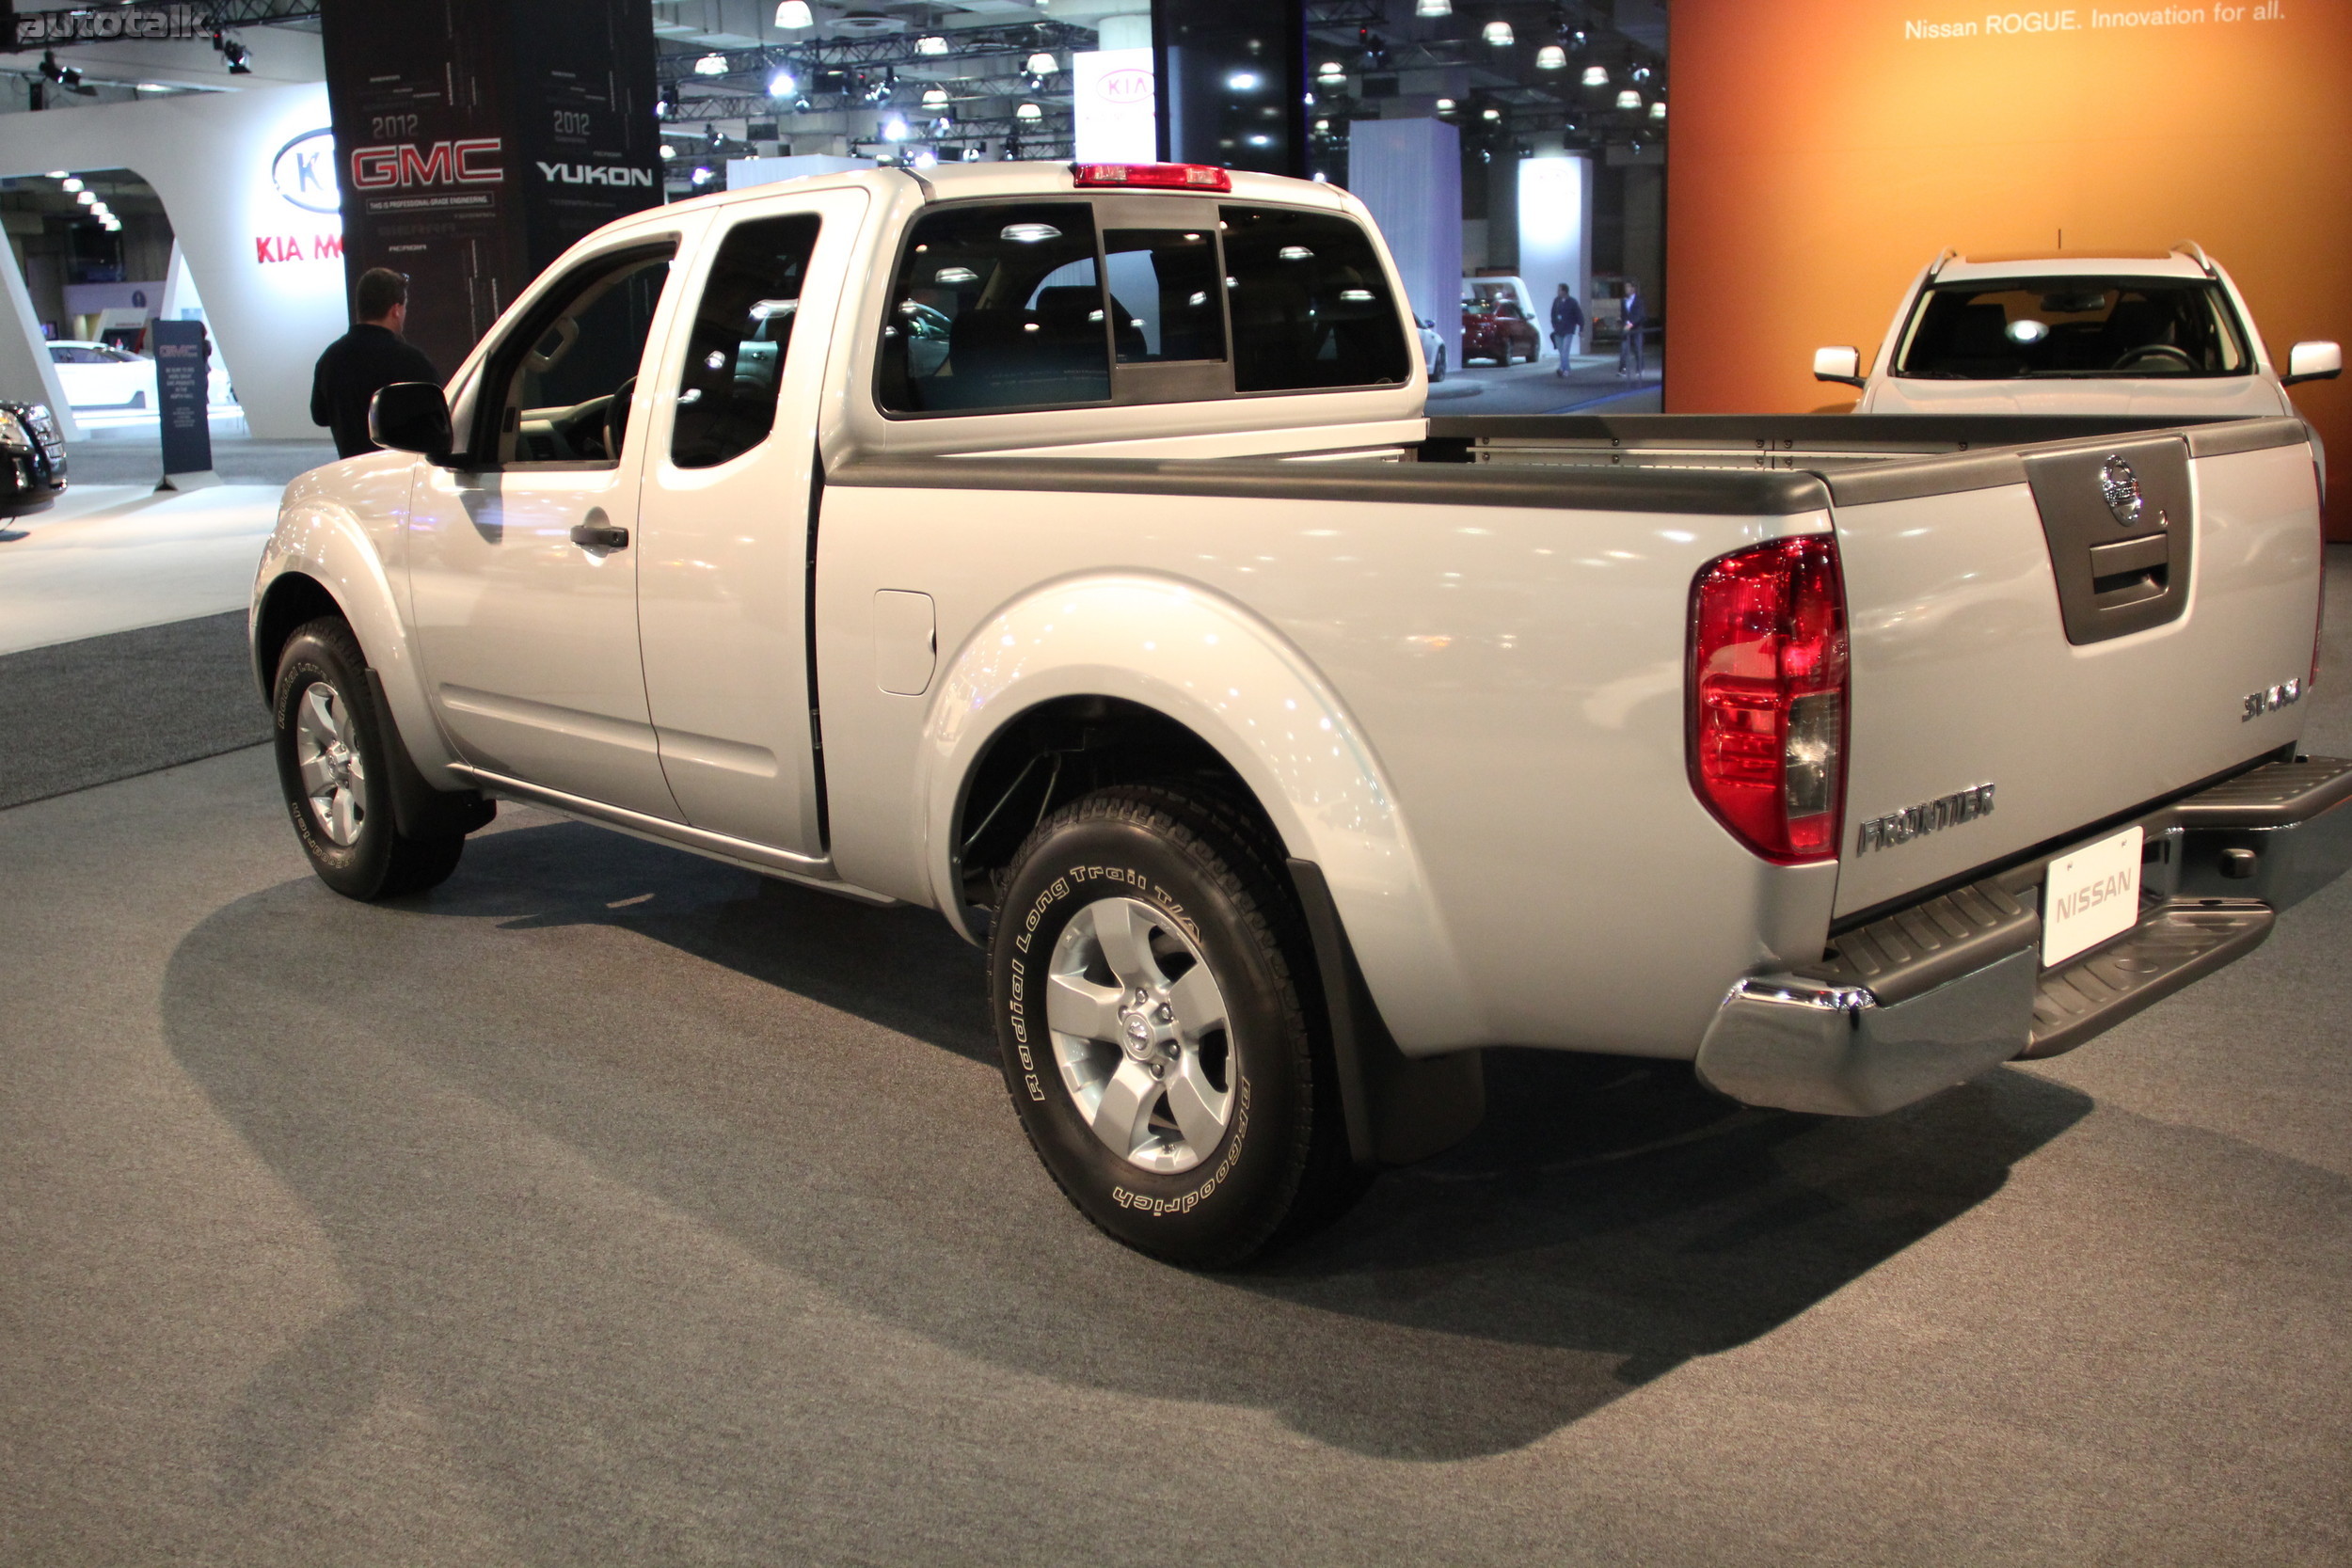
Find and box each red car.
[1460,292,1541,365]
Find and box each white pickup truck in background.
[1812,245,2341,417]
[251,164,2352,1267]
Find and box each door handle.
[569,520,629,551]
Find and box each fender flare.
[918,574,1482,1054]
[252,467,455,784]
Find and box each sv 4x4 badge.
[2243,678,2304,721]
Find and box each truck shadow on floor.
[163,816,2092,1513]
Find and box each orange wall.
[1665,0,2352,536]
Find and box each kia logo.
[1097,68,1152,104]
[271,128,339,214]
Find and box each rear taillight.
[1689,534,1850,863]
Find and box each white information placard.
[1073,47,1156,165]
[2042,825,2143,967]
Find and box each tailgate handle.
[2087,532,2169,605]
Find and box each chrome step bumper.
[1696,755,2352,1117]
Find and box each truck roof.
[625,161,1357,223]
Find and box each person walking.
[310,268,438,459]
[1616,280,1646,377]
[1549,283,1584,377]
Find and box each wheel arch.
[919,574,1480,1052]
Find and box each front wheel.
[990,785,1358,1268]
[271,616,469,900]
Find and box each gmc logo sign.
[350,139,504,189]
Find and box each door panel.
[637,188,866,855]
[406,240,690,819]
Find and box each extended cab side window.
[490,245,674,467]
[671,214,822,468]
[1219,206,1410,393]
[877,202,1110,415]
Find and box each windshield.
[1894,277,2252,379]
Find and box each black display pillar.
[320,0,660,377]
[1152,0,1307,179]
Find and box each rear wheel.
[271,616,468,900]
[990,784,1358,1268]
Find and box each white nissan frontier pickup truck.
[252,162,2352,1267]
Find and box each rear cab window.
[873,197,1407,417]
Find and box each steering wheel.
[604,376,636,461]
[2113,343,2196,372]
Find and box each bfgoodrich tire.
[271,616,467,900]
[990,784,1357,1268]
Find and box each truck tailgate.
[1828,419,2322,918]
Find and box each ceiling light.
[691,166,714,184]
[1248,134,1272,147]
[693,53,728,75]
[60,177,82,192]
[930,116,951,135]
[921,87,948,106]
[44,169,66,179]
[882,116,908,141]
[1535,43,1565,69]
[774,1,813,25]
[769,69,795,96]
[1434,97,1455,110]
[1582,64,1609,86]
[914,35,947,55]
[1025,51,1057,74]
[1317,60,1345,82]
[1482,21,1513,45]
[962,146,981,161]
[1650,100,1666,119]
[1481,107,1501,121]
[1226,70,1261,90]
[1615,89,1641,109]
[1416,0,1451,13]
[660,142,676,158]
[1313,118,1329,131]
[1014,101,1042,120]
[76,191,95,204]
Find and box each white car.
[250,164,2347,1267]
[47,340,151,410]
[1416,315,1446,381]
[1814,245,2341,416]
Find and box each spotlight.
[769,69,795,96]
[1615,89,1641,110]
[882,116,907,141]
[1415,0,1451,13]
[656,92,674,119]
[44,169,65,179]
[1581,64,1609,86]
[794,95,812,111]
[962,146,981,161]
[1225,70,1260,90]
[223,39,250,73]
[921,86,947,106]
[914,35,947,55]
[660,142,675,158]
[76,190,95,204]
[913,149,936,167]
[38,50,60,82]
[1482,21,1513,45]
[930,116,952,135]
[1650,100,1666,119]
[1632,66,1652,82]
[693,53,728,76]
[59,176,82,192]
[1014,101,1041,121]
[774,1,813,25]
[691,165,714,184]
[1535,44,1565,69]
[1025,51,1057,74]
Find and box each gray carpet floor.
[59,432,338,489]
[1,553,2347,1565]
[0,610,267,809]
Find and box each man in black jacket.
[310,268,438,458]
[1549,283,1584,376]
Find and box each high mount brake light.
[1688,534,1850,863]
[1071,162,1232,192]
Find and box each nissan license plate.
[2042,825,2143,968]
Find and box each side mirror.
[369,381,453,459]
[1812,345,1866,388]
[1418,317,1434,329]
[2283,341,2343,386]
